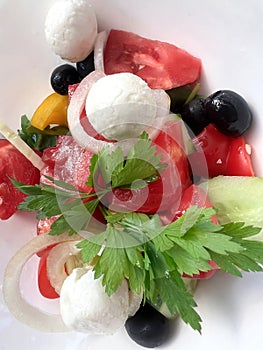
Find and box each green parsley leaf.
[111,132,166,188]
[143,242,202,331]
[48,199,100,236]
[90,133,167,190]
[86,153,99,188]
[18,115,68,151]
[167,246,213,276]
[219,222,262,239]
[12,177,100,235]
[78,225,145,295]
[77,206,263,332]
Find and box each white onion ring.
[153,89,171,118]
[67,70,110,153]
[94,31,108,72]
[47,241,81,294]
[2,232,81,332]
[0,119,45,170]
[146,89,171,140]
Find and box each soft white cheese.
[60,267,142,334]
[85,72,158,140]
[45,0,97,62]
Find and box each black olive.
[76,51,95,79]
[180,96,209,135]
[125,303,171,348]
[50,64,80,95]
[204,90,252,137]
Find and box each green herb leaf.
[143,242,202,331]
[86,153,99,187]
[12,177,100,234]
[91,133,166,190]
[18,115,68,151]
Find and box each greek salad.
[1,0,263,348]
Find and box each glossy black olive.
[76,51,95,79]
[125,303,170,348]
[50,64,80,95]
[204,90,252,137]
[180,96,209,135]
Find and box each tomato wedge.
[104,29,201,90]
[0,140,40,220]
[189,124,254,177]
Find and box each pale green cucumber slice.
[205,176,263,240]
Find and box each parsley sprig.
[87,131,166,190]
[77,208,263,332]
[12,132,263,332]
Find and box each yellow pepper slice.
[30,93,69,130]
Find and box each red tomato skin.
[104,30,201,90]
[189,124,254,178]
[0,140,40,220]
[38,251,59,299]
[227,137,254,176]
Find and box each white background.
[0,1,263,349]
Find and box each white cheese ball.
[60,267,141,334]
[45,0,97,62]
[85,73,157,140]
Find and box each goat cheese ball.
[45,0,97,62]
[60,267,142,334]
[85,72,158,140]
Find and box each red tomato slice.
[104,29,202,90]
[42,136,94,193]
[189,124,254,178]
[38,251,59,299]
[227,137,254,176]
[0,140,40,220]
[103,125,191,214]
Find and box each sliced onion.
[94,31,108,72]
[47,241,81,294]
[153,89,171,118]
[147,89,171,140]
[67,70,111,153]
[0,119,45,170]
[2,232,81,332]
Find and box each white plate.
[0,0,263,349]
